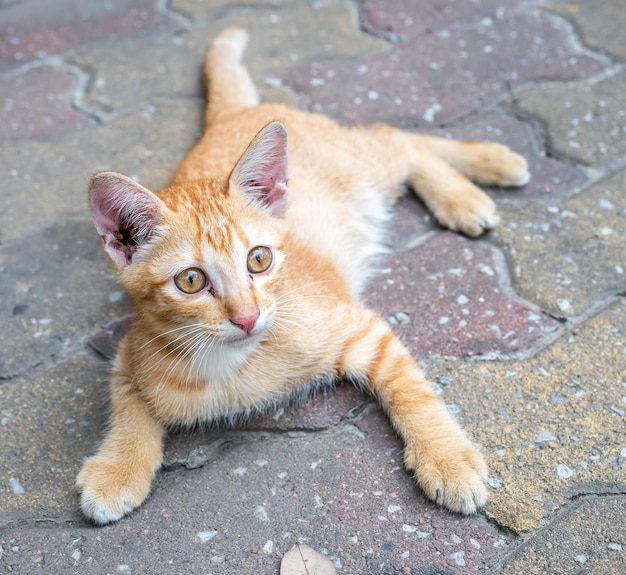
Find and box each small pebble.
[450,551,465,567]
[536,431,557,443]
[557,464,573,479]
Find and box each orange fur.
[76,28,530,524]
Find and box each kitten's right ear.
[88,171,164,268]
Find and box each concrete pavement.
[1,0,625,573]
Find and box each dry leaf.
[280,544,338,575]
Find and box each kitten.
[77,28,530,525]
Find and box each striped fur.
[77,28,530,525]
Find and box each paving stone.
[279,3,607,125]
[385,195,437,250]
[516,69,626,165]
[0,222,130,380]
[493,167,626,318]
[428,299,626,534]
[359,0,504,38]
[0,66,94,141]
[0,406,512,574]
[0,355,109,523]
[0,98,203,242]
[499,495,626,575]
[367,233,560,359]
[70,1,387,115]
[0,0,180,72]
[546,0,626,60]
[170,0,287,21]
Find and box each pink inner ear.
[89,172,162,267]
[230,121,291,216]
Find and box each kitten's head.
[89,122,290,349]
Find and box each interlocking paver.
[546,0,626,60]
[429,299,626,535]
[0,99,202,242]
[0,403,512,574]
[0,222,129,380]
[368,233,560,359]
[69,1,387,115]
[279,1,607,125]
[499,495,626,574]
[493,168,626,318]
[0,355,109,522]
[0,0,179,72]
[516,69,626,165]
[0,66,94,141]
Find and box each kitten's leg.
[360,125,528,236]
[410,134,530,188]
[76,356,164,525]
[335,305,488,514]
[204,27,259,125]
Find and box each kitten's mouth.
[227,330,263,345]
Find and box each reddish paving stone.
[0,66,95,141]
[386,194,437,250]
[0,0,180,72]
[359,0,504,38]
[245,384,368,432]
[367,233,560,359]
[280,4,606,125]
[0,408,510,575]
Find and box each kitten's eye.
[174,268,207,294]
[247,246,273,274]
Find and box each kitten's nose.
[230,311,260,335]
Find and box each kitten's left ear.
[229,121,290,216]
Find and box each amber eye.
[174,268,207,294]
[247,246,273,274]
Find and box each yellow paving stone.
[431,299,626,533]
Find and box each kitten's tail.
[204,27,259,126]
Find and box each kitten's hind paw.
[76,457,154,525]
[406,436,489,514]
[433,186,500,237]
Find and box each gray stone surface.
[0,99,202,242]
[0,223,129,380]
[516,69,626,165]
[546,0,626,60]
[498,495,626,574]
[493,168,626,318]
[1,0,626,573]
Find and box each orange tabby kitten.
[77,28,529,524]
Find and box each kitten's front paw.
[76,457,154,525]
[406,436,489,514]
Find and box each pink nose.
[230,312,260,335]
